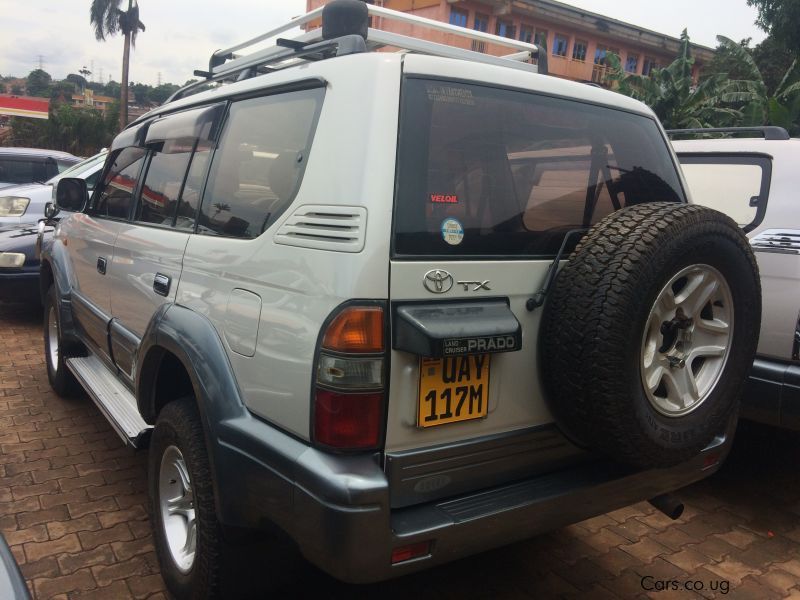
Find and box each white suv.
[672,127,800,429]
[40,2,761,597]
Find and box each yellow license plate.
[418,355,490,428]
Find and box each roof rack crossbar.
[367,29,536,72]
[207,2,542,79]
[366,3,539,55]
[667,126,790,141]
[169,1,547,104]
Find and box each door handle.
[96,257,107,275]
[153,273,171,297]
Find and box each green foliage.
[608,30,800,135]
[7,104,115,155]
[715,35,800,134]
[607,31,740,129]
[26,69,53,97]
[747,0,800,55]
[0,83,5,94]
[752,36,796,95]
[90,0,145,45]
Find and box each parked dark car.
[0,222,52,304]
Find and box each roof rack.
[167,0,545,103]
[666,127,790,141]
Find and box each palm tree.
[90,0,145,130]
[606,31,741,129]
[715,36,800,134]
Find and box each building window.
[572,40,588,61]
[643,56,659,76]
[519,25,533,43]
[594,45,618,66]
[552,34,569,57]
[449,7,468,28]
[625,54,639,73]
[474,13,489,32]
[495,20,516,39]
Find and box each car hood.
[0,183,50,198]
[0,223,53,256]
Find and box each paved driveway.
[2,300,800,599]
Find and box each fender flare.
[136,303,248,428]
[40,244,81,348]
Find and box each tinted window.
[175,140,212,230]
[198,87,323,239]
[135,139,194,227]
[0,158,49,184]
[678,154,770,232]
[394,79,685,257]
[92,147,146,219]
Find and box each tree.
[66,73,88,92]
[607,31,741,129]
[716,35,800,134]
[752,36,795,95]
[26,69,52,97]
[747,0,800,55]
[90,0,145,130]
[0,83,5,94]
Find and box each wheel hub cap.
[640,264,734,417]
[158,445,196,573]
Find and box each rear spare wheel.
[540,202,760,468]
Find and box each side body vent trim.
[751,229,800,255]
[274,205,367,252]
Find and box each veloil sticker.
[441,218,464,246]
[430,193,459,204]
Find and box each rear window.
[0,157,50,185]
[393,79,685,257]
[677,154,770,233]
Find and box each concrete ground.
[2,300,800,599]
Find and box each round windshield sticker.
[441,218,464,246]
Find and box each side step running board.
[66,356,152,448]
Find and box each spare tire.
[540,202,760,469]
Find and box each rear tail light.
[313,304,387,450]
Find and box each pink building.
[306,0,713,85]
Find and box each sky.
[0,0,767,87]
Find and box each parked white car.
[672,127,800,428]
[39,2,761,597]
[0,151,107,225]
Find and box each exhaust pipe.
[648,493,684,520]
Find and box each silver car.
[0,151,107,225]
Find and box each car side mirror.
[55,178,89,213]
[43,202,59,220]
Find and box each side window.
[92,147,147,219]
[174,140,212,230]
[678,155,771,232]
[135,139,194,227]
[198,87,324,239]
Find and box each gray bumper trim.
[215,411,732,584]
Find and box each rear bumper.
[213,415,732,584]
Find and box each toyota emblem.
[423,269,454,294]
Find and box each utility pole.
[36,55,45,71]
[157,71,162,86]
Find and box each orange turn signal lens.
[322,306,384,353]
